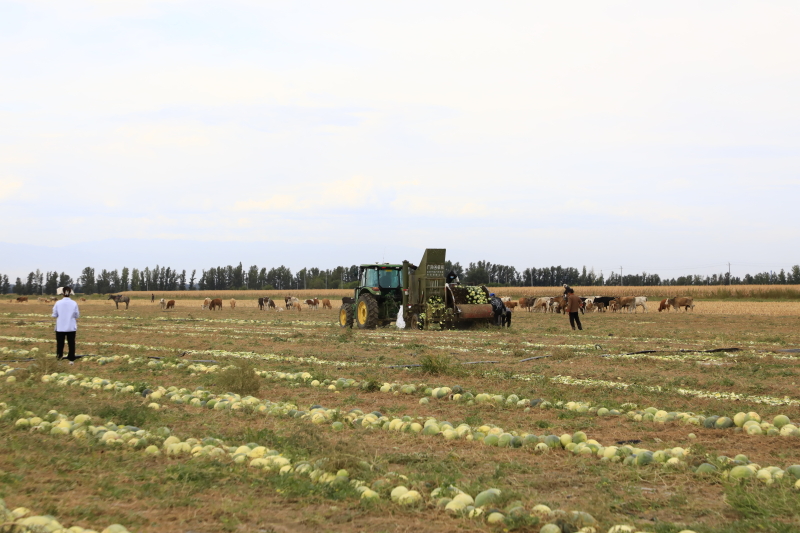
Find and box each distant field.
[10,285,800,303]
[14,297,800,315]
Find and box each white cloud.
[0,178,22,201]
[0,1,798,275]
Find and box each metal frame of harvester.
[338,248,497,330]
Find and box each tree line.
[3,263,800,295]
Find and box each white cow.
[533,297,551,312]
[160,298,166,310]
[634,296,648,313]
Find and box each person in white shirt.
[52,287,80,363]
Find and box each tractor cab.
[339,263,404,329]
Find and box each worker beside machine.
[488,293,508,327]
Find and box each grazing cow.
[550,297,566,314]
[668,296,695,312]
[16,296,28,303]
[268,298,276,310]
[284,296,293,309]
[80,297,86,302]
[585,301,594,312]
[166,300,175,310]
[230,298,236,309]
[342,297,355,305]
[517,297,530,312]
[322,298,332,310]
[209,298,223,311]
[591,296,616,312]
[294,301,302,311]
[160,298,166,310]
[633,296,648,313]
[108,294,130,310]
[610,296,636,313]
[258,297,265,310]
[202,297,211,309]
[304,298,318,310]
[501,297,511,303]
[658,299,669,312]
[505,301,518,310]
[533,297,550,312]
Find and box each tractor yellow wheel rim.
[339,308,348,325]
[358,301,368,323]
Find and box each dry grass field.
[2,295,800,533]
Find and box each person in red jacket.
[566,288,583,331]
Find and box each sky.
[1,1,799,280]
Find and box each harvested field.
[2,298,800,533]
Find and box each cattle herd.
[514,295,695,314]
[6,293,695,314]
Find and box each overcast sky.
[1,1,798,279]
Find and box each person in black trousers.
[566,288,583,331]
[52,287,80,363]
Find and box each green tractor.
[338,248,498,330]
[338,261,405,329]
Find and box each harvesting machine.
[338,248,498,330]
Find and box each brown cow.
[258,297,265,310]
[166,300,175,310]
[304,298,319,310]
[321,298,332,310]
[16,296,28,303]
[209,298,223,311]
[550,296,566,313]
[80,297,86,302]
[230,298,236,309]
[668,296,695,311]
[610,296,635,313]
[658,299,669,312]
[268,298,276,310]
[505,301,518,310]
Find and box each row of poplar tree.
[4,263,800,295]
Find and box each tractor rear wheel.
[338,304,354,328]
[356,294,379,329]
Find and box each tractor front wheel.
[410,313,423,330]
[338,304,354,328]
[356,294,379,329]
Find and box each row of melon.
[0,475,129,533]
[38,368,800,486]
[35,348,800,440]
[224,364,800,439]
[32,366,800,492]
[2,402,630,533]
